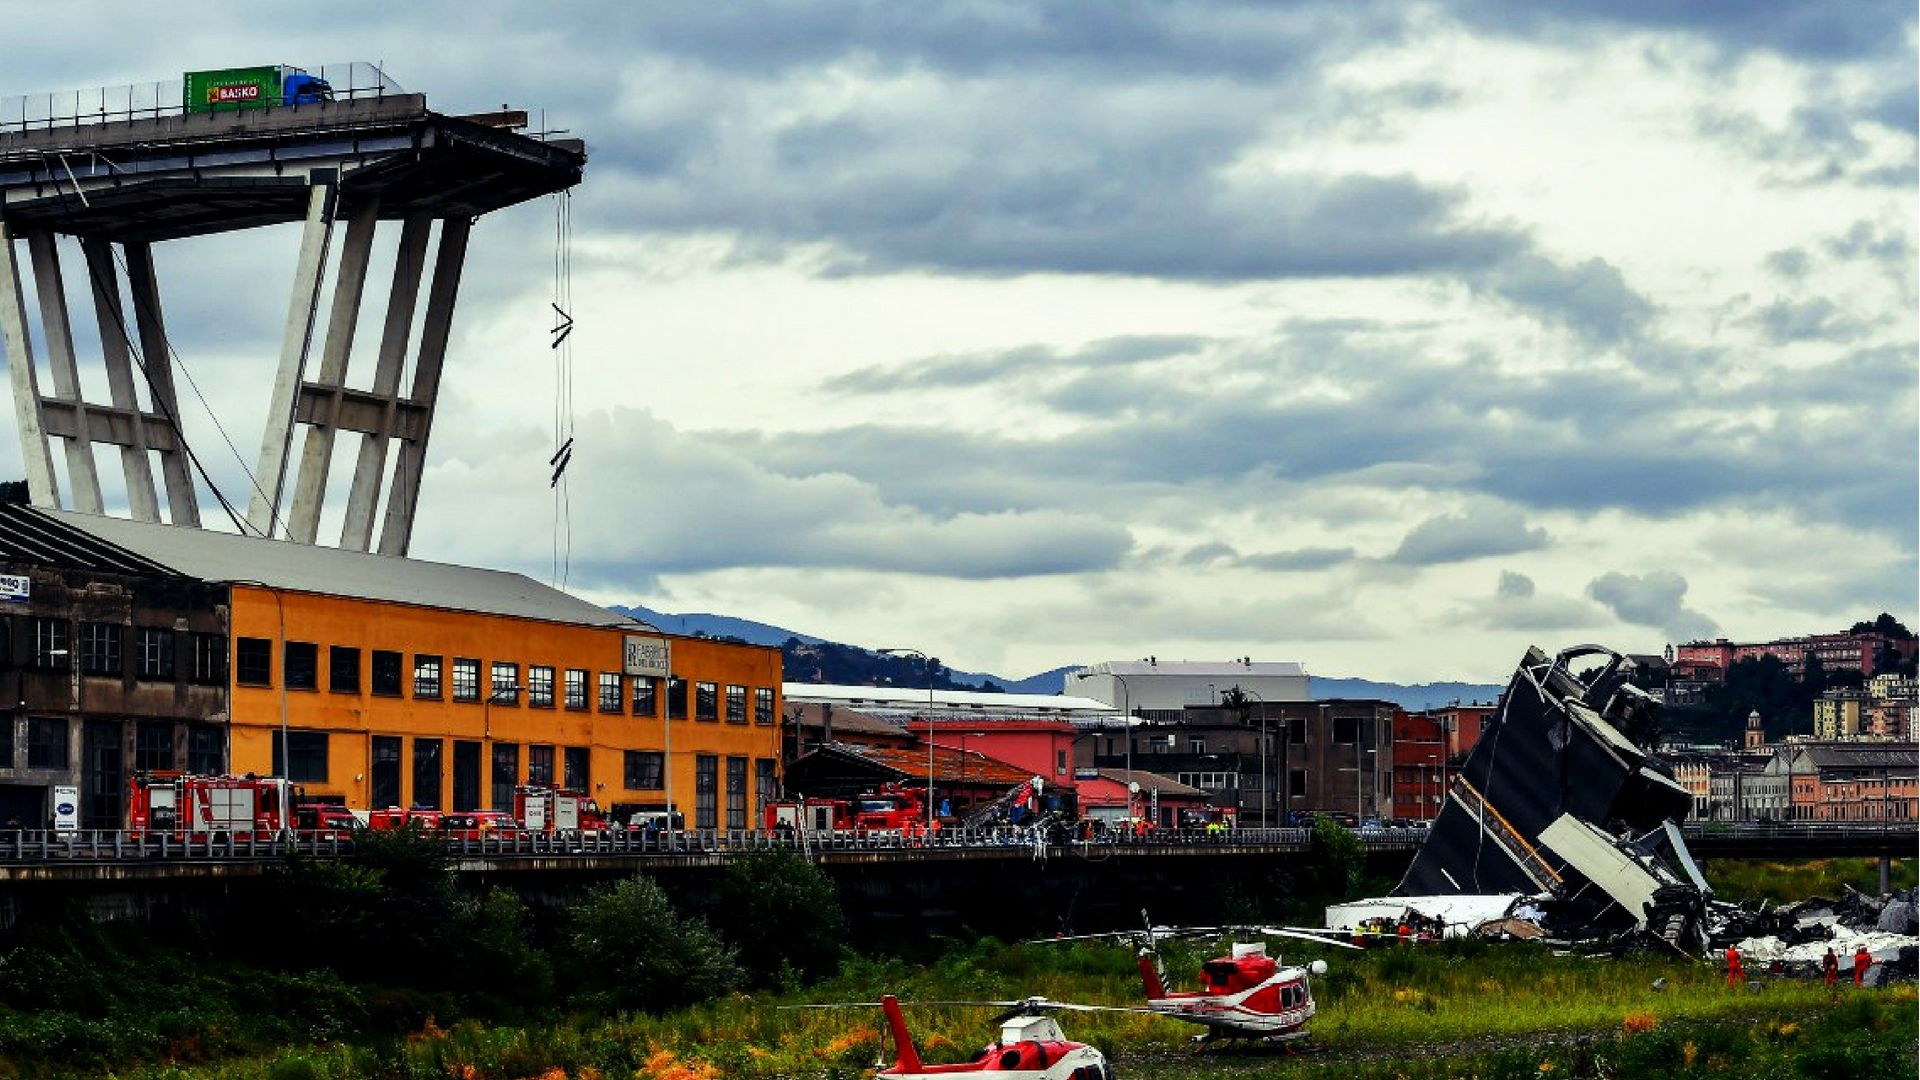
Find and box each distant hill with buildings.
[614,605,1501,707]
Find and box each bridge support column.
[247,174,339,538]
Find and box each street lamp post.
[1073,668,1135,823]
[880,648,936,832]
[1229,684,1268,828]
[483,684,525,810]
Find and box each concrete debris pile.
[1395,644,1710,955]
[1714,887,1918,987]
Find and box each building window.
[1177,772,1237,790]
[274,731,329,783]
[414,655,444,699]
[695,681,719,722]
[414,738,443,810]
[0,616,9,669]
[1289,718,1306,745]
[564,746,590,791]
[1057,749,1068,775]
[26,718,67,769]
[284,641,318,690]
[1147,734,1174,753]
[756,758,778,822]
[329,646,360,693]
[31,618,68,668]
[695,754,718,829]
[632,677,657,716]
[80,622,121,675]
[625,751,664,790]
[236,637,272,686]
[135,721,175,771]
[1188,737,1206,754]
[372,650,403,696]
[725,684,747,724]
[492,662,521,701]
[370,736,402,809]
[1290,770,1307,798]
[755,687,775,725]
[526,665,554,708]
[452,658,480,702]
[190,633,227,685]
[1334,716,1361,744]
[725,755,747,830]
[667,677,687,719]
[564,669,588,711]
[598,672,623,713]
[490,744,519,811]
[452,741,482,811]
[0,721,11,769]
[187,725,224,774]
[135,628,175,680]
[528,744,555,787]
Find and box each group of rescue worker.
[1724,943,1874,989]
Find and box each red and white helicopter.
[1048,912,1360,1050]
[802,994,1116,1079]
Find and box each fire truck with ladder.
[513,785,612,834]
[126,773,296,839]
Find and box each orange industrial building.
[6,508,781,829]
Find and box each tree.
[709,849,848,987]
[564,875,741,1014]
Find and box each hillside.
[612,605,1502,705]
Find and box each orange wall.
[228,585,782,819]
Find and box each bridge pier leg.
[1881,854,1891,895]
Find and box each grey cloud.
[1444,0,1913,62]
[415,408,1133,583]
[1470,254,1654,345]
[1748,297,1869,345]
[828,334,1209,394]
[1467,571,1603,632]
[1181,542,1239,566]
[1497,571,1535,599]
[1389,509,1549,566]
[1587,570,1718,640]
[1765,248,1810,278]
[1237,547,1358,572]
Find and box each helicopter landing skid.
[1188,1031,1327,1054]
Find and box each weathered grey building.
[1,505,229,827]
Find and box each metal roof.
[0,502,181,576]
[1075,659,1307,678]
[783,682,1117,717]
[41,509,647,631]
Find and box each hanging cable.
[549,187,575,588]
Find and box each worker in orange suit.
[1724,945,1743,989]
[1853,945,1871,987]
[1822,947,1839,988]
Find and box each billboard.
[624,635,670,679]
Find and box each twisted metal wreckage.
[1390,645,1711,954]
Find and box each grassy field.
[88,935,1914,1080]
[1698,856,1915,904]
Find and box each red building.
[1674,630,1914,681]
[1390,704,1493,821]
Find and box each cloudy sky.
[4,2,1915,684]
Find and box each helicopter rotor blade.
[1254,927,1365,950]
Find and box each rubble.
[1380,643,1918,974]
[1396,645,1708,954]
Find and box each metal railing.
[0,820,1906,867]
[2,62,405,134]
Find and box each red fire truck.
[513,785,611,834]
[126,773,295,839]
[852,783,935,833]
[764,796,853,834]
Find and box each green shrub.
[564,874,742,1014]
